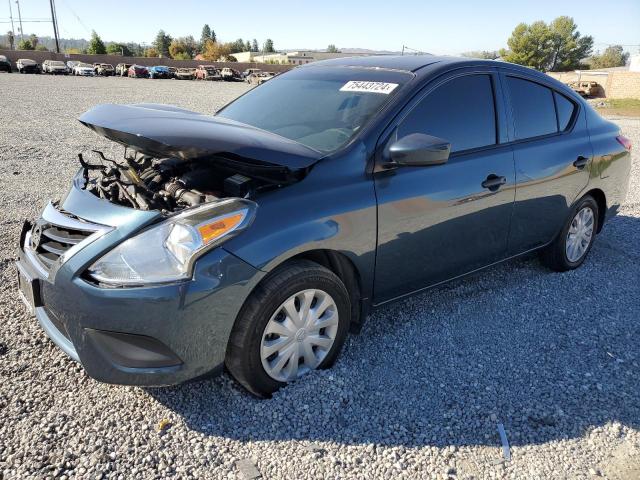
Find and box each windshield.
[217,67,412,153]
[51,61,65,66]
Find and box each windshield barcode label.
[340,81,399,94]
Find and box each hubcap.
[566,206,594,262]
[260,289,339,382]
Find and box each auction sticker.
[340,81,399,94]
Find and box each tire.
[226,260,351,397]
[540,194,599,271]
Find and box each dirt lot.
[0,74,639,479]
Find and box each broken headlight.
[87,199,256,286]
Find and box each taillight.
[616,135,632,151]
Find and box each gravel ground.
[1,74,639,480]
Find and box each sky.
[2,0,639,55]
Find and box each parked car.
[241,68,261,79]
[220,67,242,81]
[16,56,632,397]
[128,64,149,78]
[247,71,275,85]
[95,63,115,76]
[168,66,177,79]
[66,61,79,72]
[148,65,171,79]
[0,55,12,73]
[567,81,600,98]
[175,67,196,80]
[115,63,132,76]
[73,63,96,76]
[195,65,221,80]
[16,58,39,74]
[42,60,68,75]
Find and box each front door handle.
[481,174,507,191]
[573,156,589,169]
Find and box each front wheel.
[226,260,351,397]
[540,195,599,271]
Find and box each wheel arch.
[582,188,607,233]
[239,249,369,334]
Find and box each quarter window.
[506,76,557,140]
[398,74,497,153]
[554,91,576,131]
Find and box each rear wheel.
[226,260,351,397]
[540,195,598,271]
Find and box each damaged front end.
[76,103,323,214]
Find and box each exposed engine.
[79,150,255,213]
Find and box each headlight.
[87,199,256,286]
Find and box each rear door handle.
[573,156,589,169]
[481,174,507,191]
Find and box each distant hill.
[0,33,88,52]
[283,47,405,55]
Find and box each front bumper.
[16,187,264,386]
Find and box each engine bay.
[79,149,258,213]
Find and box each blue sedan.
[148,65,171,79]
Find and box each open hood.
[78,103,323,171]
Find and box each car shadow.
[146,212,640,448]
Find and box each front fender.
[222,146,378,301]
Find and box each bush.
[17,39,34,50]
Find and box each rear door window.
[506,76,558,140]
[398,74,497,153]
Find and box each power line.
[57,0,92,35]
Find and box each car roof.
[301,54,565,87]
[300,55,456,72]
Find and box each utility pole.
[15,0,23,42]
[7,0,16,47]
[49,0,60,53]
[401,45,405,56]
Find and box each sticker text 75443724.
[340,81,399,94]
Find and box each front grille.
[33,225,94,269]
[26,202,110,275]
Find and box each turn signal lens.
[198,212,245,244]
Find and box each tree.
[35,44,48,51]
[264,38,275,53]
[327,44,339,53]
[546,16,593,71]
[87,30,106,54]
[500,16,592,72]
[107,43,133,56]
[245,40,251,52]
[201,39,236,61]
[230,38,246,52]
[153,30,172,57]
[201,24,216,45]
[17,39,34,50]
[169,36,197,59]
[127,42,144,57]
[590,45,629,69]
[65,47,81,54]
[29,34,39,49]
[251,39,258,52]
[461,50,499,59]
[144,46,159,58]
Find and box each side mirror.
[388,133,451,167]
